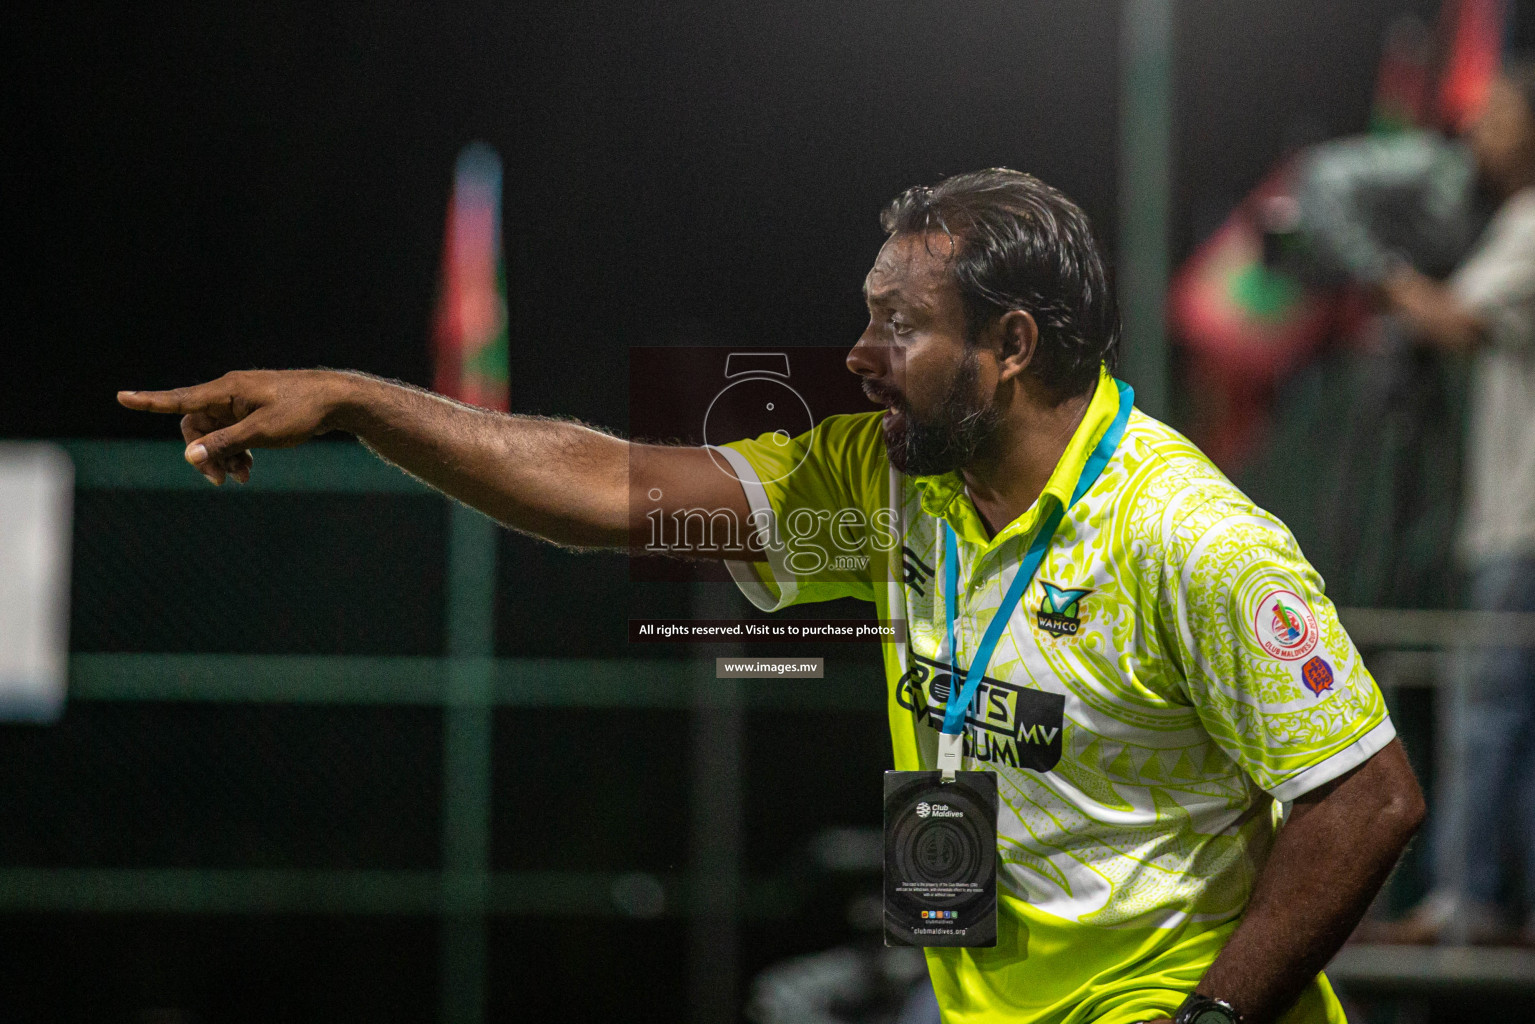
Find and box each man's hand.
[1380,267,1485,352]
[118,370,353,485]
[118,368,759,555]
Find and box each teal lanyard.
[940,380,1133,738]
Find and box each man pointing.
[121,169,1423,1024]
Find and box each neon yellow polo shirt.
[712,368,1388,1023]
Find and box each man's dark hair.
[880,168,1119,399]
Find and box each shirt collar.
[909,365,1120,550]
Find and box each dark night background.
[8,0,1434,441]
[2,2,1483,1022]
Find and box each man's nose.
[846,331,887,379]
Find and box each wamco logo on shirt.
[897,651,1065,772]
[1037,581,1093,637]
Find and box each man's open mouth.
[862,381,904,412]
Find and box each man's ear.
[994,309,1039,384]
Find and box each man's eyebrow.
[863,282,931,311]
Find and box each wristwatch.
[1173,994,1243,1024]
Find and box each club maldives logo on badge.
[1252,587,1319,661]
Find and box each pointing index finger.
[117,384,216,415]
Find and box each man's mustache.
[862,380,906,410]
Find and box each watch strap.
[1173,993,1243,1024]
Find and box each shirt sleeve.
[1162,499,1396,802]
[1450,193,1535,352]
[712,412,892,611]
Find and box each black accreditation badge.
[883,770,997,947]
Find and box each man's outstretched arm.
[1143,738,1425,1024]
[118,369,757,553]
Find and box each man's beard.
[866,351,1002,476]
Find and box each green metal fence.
[5,439,883,1024]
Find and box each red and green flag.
[432,142,509,412]
[1439,0,1509,131]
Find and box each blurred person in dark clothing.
[1299,61,1535,943]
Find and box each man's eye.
[890,317,914,336]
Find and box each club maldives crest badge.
[1252,587,1319,661]
[1038,582,1092,637]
